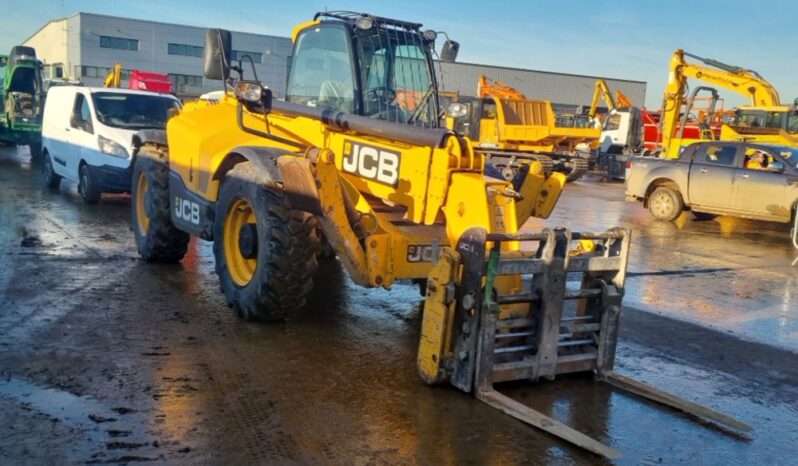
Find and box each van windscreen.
[91,92,180,130]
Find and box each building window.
[231,50,263,64]
[168,43,203,57]
[80,65,131,80]
[99,36,139,51]
[168,73,203,87]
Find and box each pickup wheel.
[648,187,684,221]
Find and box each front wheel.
[78,164,101,204]
[213,162,319,321]
[131,144,190,262]
[41,152,61,189]
[648,187,684,221]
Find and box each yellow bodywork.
[166,93,561,290]
[470,95,600,153]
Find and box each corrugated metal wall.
[436,61,646,110]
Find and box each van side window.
[71,94,93,133]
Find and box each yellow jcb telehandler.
[130,12,750,458]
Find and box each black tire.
[78,163,101,204]
[213,162,319,321]
[648,187,684,221]
[41,151,61,189]
[29,142,43,161]
[692,211,718,221]
[131,144,190,262]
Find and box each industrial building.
[23,12,292,98]
[24,12,646,108]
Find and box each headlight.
[97,135,129,158]
[234,82,263,103]
[446,102,468,118]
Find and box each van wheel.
[648,187,683,221]
[131,144,190,262]
[213,162,319,321]
[41,151,61,189]
[78,164,101,204]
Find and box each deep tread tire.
[213,162,319,321]
[41,151,61,189]
[132,144,190,262]
[648,187,684,221]
[78,164,101,204]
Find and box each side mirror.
[768,160,785,173]
[203,29,232,81]
[440,40,459,63]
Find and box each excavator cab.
[286,12,451,128]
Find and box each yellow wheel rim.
[224,197,257,287]
[135,173,150,236]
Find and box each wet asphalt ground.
[0,145,797,465]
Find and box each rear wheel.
[29,142,42,161]
[131,144,190,262]
[78,164,101,204]
[213,162,319,321]
[41,151,61,189]
[648,187,684,221]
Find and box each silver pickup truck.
[626,142,798,228]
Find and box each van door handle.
[740,173,750,179]
[65,128,70,132]
[699,168,708,173]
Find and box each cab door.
[687,143,741,210]
[66,92,95,180]
[734,146,790,220]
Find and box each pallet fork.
[429,227,752,459]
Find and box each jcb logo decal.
[174,196,200,225]
[407,245,434,263]
[342,141,400,187]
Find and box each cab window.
[286,26,355,113]
[743,147,774,170]
[71,93,93,133]
[697,144,737,166]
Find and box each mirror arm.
[235,102,305,150]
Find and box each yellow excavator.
[447,75,599,182]
[660,49,798,158]
[588,79,616,126]
[130,12,749,458]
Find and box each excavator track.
[564,156,590,182]
[481,150,554,178]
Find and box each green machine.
[0,46,44,158]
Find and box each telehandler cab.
[131,12,750,458]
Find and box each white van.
[41,86,181,203]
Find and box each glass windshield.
[356,28,436,127]
[286,26,355,113]
[0,56,6,91]
[91,92,180,130]
[733,109,787,131]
